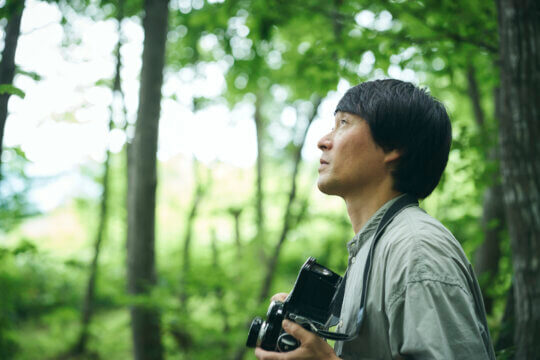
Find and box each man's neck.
[344,186,402,234]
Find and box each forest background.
[0,0,538,359]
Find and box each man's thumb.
[282,319,310,341]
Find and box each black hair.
[335,79,452,199]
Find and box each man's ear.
[383,149,401,164]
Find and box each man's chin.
[317,179,339,196]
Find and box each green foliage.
[0,248,20,359]
[0,0,24,20]
[94,77,113,88]
[52,0,143,20]
[0,239,86,359]
[15,68,42,82]
[2,0,513,358]
[0,148,37,233]
[0,85,25,99]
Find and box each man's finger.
[271,292,289,302]
[282,319,313,343]
[254,347,286,360]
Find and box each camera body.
[246,257,342,352]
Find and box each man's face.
[317,111,390,198]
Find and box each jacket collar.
[346,194,406,258]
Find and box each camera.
[245,257,343,352]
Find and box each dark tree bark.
[0,0,24,180]
[496,0,540,357]
[127,0,169,359]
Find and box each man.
[255,79,495,359]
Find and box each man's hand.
[254,319,340,360]
[271,293,289,302]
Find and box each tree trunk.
[258,97,321,304]
[179,158,208,313]
[474,182,505,314]
[467,66,506,315]
[71,2,125,354]
[210,228,231,333]
[73,118,113,355]
[254,94,266,253]
[127,0,169,359]
[171,160,207,353]
[496,0,540,357]
[228,207,243,257]
[466,64,486,129]
[495,282,515,356]
[234,99,321,360]
[0,0,24,180]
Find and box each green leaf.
[16,69,43,81]
[95,78,113,87]
[12,240,37,256]
[0,84,25,99]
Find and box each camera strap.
[321,194,419,342]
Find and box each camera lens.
[246,317,263,348]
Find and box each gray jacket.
[334,196,495,360]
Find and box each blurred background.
[1,0,537,359]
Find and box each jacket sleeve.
[386,277,492,360]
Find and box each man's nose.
[317,133,332,150]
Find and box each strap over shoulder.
[326,194,418,341]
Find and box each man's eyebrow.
[337,113,354,121]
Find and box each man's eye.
[340,119,347,125]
